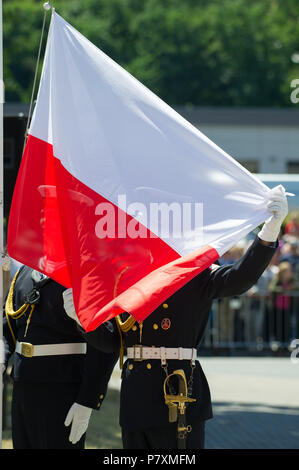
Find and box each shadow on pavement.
[206,402,299,449]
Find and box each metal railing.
[202,292,299,353]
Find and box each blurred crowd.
[210,211,299,349]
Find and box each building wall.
[197,124,299,174]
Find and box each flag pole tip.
[43,2,52,11]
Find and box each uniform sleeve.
[74,318,120,409]
[80,318,120,354]
[75,343,119,410]
[205,236,278,300]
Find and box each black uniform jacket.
[84,237,277,430]
[3,265,118,410]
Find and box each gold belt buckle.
[21,342,34,358]
[133,344,143,361]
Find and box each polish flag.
[7,12,270,332]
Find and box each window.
[238,160,259,173]
[287,161,299,174]
[4,138,15,170]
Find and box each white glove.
[64,402,92,444]
[258,185,289,242]
[63,288,81,326]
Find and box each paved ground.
[110,357,299,449]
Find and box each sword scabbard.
[163,369,196,449]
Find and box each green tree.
[3,0,299,106]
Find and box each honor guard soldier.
[3,265,118,449]
[64,186,288,449]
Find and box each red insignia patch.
[161,318,171,330]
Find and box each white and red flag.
[8,12,270,332]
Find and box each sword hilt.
[164,394,196,407]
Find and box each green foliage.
[3,0,299,106]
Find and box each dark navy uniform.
[83,237,278,449]
[3,265,118,449]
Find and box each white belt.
[16,341,87,358]
[127,346,197,363]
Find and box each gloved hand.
[258,185,289,242]
[63,288,81,326]
[64,402,92,444]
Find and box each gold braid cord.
[114,267,136,369]
[5,269,35,345]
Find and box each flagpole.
[0,0,4,449]
[0,2,52,447]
